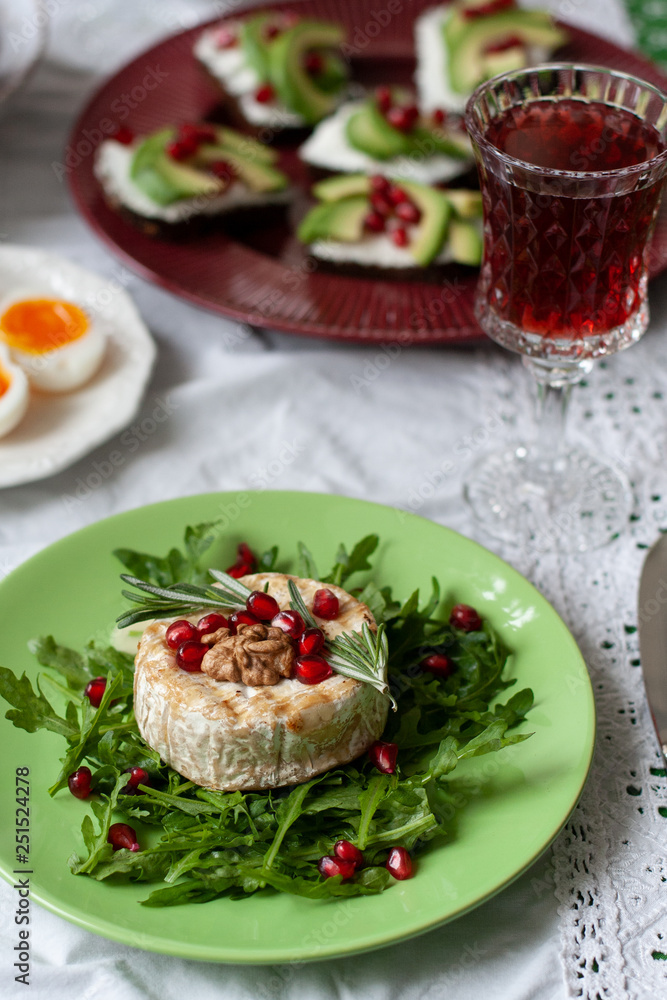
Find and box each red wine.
[479,99,666,338]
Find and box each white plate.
[0,0,46,109]
[0,245,156,487]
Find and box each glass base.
[464,444,632,553]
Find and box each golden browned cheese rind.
[133,573,389,790]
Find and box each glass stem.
[522,356,593,466]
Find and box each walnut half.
[200,623,295,686]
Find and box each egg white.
[0,291,106,393]
[0,343,29,438]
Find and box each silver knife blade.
[638,533,667,763]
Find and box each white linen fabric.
[1,1,666,998]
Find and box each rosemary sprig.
[287,579,318,629]
[328,623,396,711]
[116,571,251,629]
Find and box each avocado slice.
[268,21,346,124]
[213,148,288,193]
[130,129,223,206]
[298,196,368,244]
[398,181,452,266]
[411,126,471,160]
[211,127,278,164]
[482,44,530,79]
[312,173,371,202]
[449,219,483,266]
[444,10,567,94]
[239,14,273,80]
[444,189,483,218]
[346,103,414,160]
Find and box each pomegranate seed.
[392,226,409,247]
[229,609,260,634]
[386,845,413,880]
[396,201,421,224]
[317,855,356,879]
[209,159,235,183]
[226,542,256,577]
[387,107,413,132]
[364,211,386,233]
[113,126,134,145]
[421,653,453,677]
[166,619,198,650]
[403,103,419,124]
[334,840,363,866]
[370,191,394,217]
[228,561,252,578]
[255,83,275,103]
[272,609,305,639]
[449,604,483,632]
[304,52,324,75]
[179,122,216,144]
[375,86,392,113]
[197,612,229,638]
[388,185,408,205]
[166,138,197,161]
[68,766,92,800]
[247,590,280,621]
[369,740,398,774]
[214,26,237,48]
[432,108,447,126]
[299,627,325,655]
[176,640,207,672]
[122,766,150,795]
[108,822,140,852]
[84,677,106,708]
[370,174,391,194]
[295,654,332,685]
[264,23,281,41]
[312,588,340,620]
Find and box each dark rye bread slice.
[100,189,290,241]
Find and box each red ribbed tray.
[67,0,667,344]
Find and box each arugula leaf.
[322,534,379,587]
[114,519,222,587]
[297,541,319,579]
[28,636,92,689]
[0,667,79,738]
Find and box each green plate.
[0,491,595,963]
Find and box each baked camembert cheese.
[133,572,389,791]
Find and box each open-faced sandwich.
[94,122,291,237]
[134,572,389,791]
[299,87,473,184]
[415,0,567,113]
[194,11,349,134]
[297,173,483,271]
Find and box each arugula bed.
[0,523,534,906]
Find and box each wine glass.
[463,64,667,552]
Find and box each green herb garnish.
[0,525,534,905]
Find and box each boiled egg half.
[0,294,106,393]
[0,343,29,438]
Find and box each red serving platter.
[67,0,667,344]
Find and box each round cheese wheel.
[133,572,389,791]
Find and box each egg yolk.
[0,364,10,398]
[0,299,89,354]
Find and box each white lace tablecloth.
[1,1,666,998]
